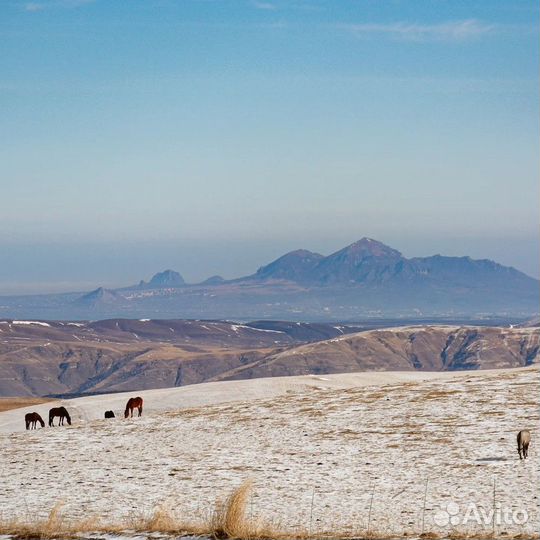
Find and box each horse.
[517,430,531,460]
[104,410,115,419]
[124,397,143,418]
[25,412,45,430]
[49,406,71,427]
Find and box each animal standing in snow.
[124,397,143,418]
[25,412,45,430]
[517,430,531,460]
[104,410,115,418]
[48,406,71,427]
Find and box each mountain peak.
[310,238,404,285]
[342,238,402,259]
[200,275,225,286]
[147,269,185,288]
[75,287,121,307]
[286,249,320,257]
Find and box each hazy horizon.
[1,0,538,295]
[0,233,538,296]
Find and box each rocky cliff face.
[215,326,540,381]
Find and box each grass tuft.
[0,502,99,539]
[212,479,253,538]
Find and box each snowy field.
[0,367,538,538]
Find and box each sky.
[0,0,538,294]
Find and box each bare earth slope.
[218,325,540,381]
[0,367,537,538]
[0,320,538,397]
[0,397,52,412]
[0,319,366,396]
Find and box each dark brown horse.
[517,430,531,460]
[124,397,143,418]
[49,406,71,427]
[25,412,45,430]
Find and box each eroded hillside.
[0,319,364,396]
[215,326,540,380]
[1,320,538,397]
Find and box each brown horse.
[124,397,143,418]
[25,412,45,430]
[517,430,531,460]
[49,406,71,427]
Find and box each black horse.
[25,412,45,430]
[49,406,71,427]
[104,410,115,419]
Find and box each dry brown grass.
[0,482,280,540]
[0,502,99,539]
[0,397,52,413]
[414,390,463,401]
[212,479,259,538]
[0,483,536,540]
[125,500,205,535]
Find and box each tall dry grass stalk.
[211,479,264,538]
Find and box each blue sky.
[1,0,538,293]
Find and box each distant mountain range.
[247,238,533,289]
[0,238,537,320]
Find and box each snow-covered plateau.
[0,367,538,538]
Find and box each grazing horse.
[124,397,143,418]
[517,430,531,460]
[104,410,115,419]
[25,412,45,430]
[49,406,71,427]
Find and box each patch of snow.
[246,326,285,334]
[12,321,51,327]
[231,323,284,334]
